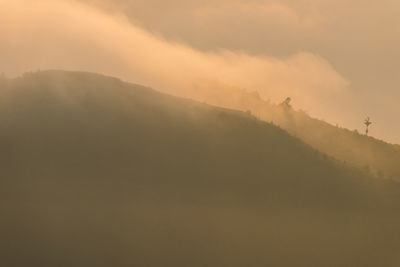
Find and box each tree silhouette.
[364,117,372,136]
[281,97,292,108]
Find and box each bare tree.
[364,117,372,136]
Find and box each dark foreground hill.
[0,71,400,266]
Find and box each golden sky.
[1,0,399,143]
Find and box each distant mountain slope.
[189,84,400,180]
[0,71,400,266]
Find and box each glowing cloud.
[0,0,347,112]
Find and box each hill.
[1,71,400,266]
[188,84,400,180]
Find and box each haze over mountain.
[191,84,400,181]
[1,71,400,266]
[1,0,399,143]
[78,0,400,143]
[1,0,399,265]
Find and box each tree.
[281,97,292,108]
[364,117,372,136]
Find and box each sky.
[0,0,399,143]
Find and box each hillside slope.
[189,84,400,180]
[1,71,400,266]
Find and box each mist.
[1,70,400,266]
[0,0,350,124]
[75,0,400,143]
[2,1,400,265]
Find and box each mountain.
[1,70,400,266]
[188,83,400,181]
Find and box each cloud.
[66,0,400,142]
[0,0,347,115]
[75,0,326,54]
